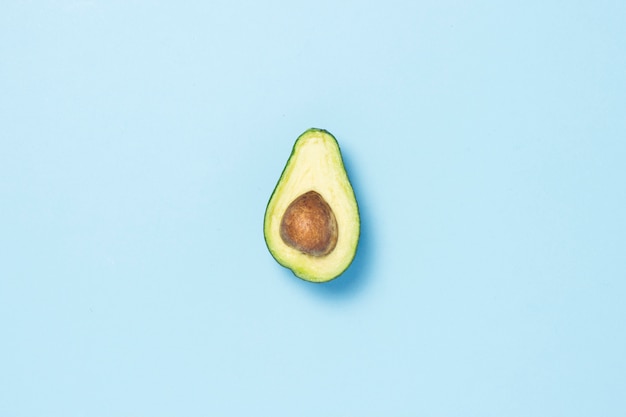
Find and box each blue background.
[1,1,625,415]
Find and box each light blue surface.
[1,1,625,415]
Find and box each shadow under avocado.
[288,148,374,299]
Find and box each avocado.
[264,128,360,283]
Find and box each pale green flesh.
[264,128,360,283]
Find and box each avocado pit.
[280,191,338,257]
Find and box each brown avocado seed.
[279,191,338,257]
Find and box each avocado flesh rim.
[264,128,360,283]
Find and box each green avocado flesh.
[264,128,360,283]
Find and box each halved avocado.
[264,128,360,283]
